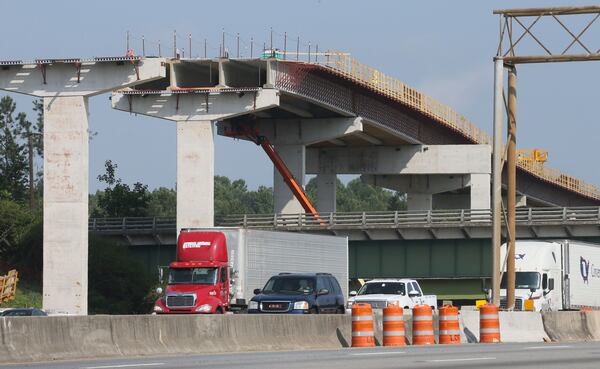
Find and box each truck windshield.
[262,277,315,295]
[358,282,405,296]
[168,267,218,285]
[500,272,540,289]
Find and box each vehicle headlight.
[195,304,212,313]
[293,301,309,310]
[153,304,164,312]
[248,301,259,310]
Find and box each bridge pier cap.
[0,57,166,315]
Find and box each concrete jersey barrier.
[2,310,595,364]
[542,311,600,342]
[0,315,353,364]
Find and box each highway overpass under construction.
[90,206,600,302]
[2,39,600,313]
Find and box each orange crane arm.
[255,136,320,217]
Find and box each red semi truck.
[153,228,348,314]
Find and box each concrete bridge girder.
[306,144,491,211]
[0,58,167,315]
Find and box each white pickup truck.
[346,279,437,311]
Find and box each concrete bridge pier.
[0,57,166,314]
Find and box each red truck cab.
[153,232,230,314]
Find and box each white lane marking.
[351,351,406,356]
[525,345,571,350]
[426,357,495,363]
[82,363,164,369]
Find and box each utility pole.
[491,57,504,306]
[506,65,517,310]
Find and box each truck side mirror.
[253,288,261,295]
[408,291,420,298]
[349,290,357,297]
[548,278,554,291]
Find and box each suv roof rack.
[316,273,332,276]
[278,272,292,275]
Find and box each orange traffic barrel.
[479,304,501,343]
[352,303,375,347]
[412,304,435,345]
[438,305,460,344]
[383,305,405,346]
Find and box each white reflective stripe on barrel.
[480,328,500,333]
[352,331,374,337]
[439,330,461,335]
[439,315,459,321]
[413,316,433,321]
[383,315,404,321]
[352,315,373,321]
[413,330,434,336]
[480,314,499,320]
[383,330,405,336]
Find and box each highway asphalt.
[2,342,600,369]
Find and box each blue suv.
[248,273,345,314]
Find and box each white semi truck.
[499,240,600,311]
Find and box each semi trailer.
[499,239,600,311]
[153,228,348,314]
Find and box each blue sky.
[2,0,599,192]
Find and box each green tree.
[0,96,28,202]
[93,160,150,217]
[306,177,406,212]
[147,187,176,217]
[88,236,155,314]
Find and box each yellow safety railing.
[0,269,19,305]
[313,52,600,200]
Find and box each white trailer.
[499,240,600,311]
[193,228,349,308]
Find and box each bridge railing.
[87,207,600,233]
[310,52,600,201]
[218,206,600,230]
[88,217,175,233]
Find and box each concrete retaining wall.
[459,310,547,343]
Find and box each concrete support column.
[177,120,214,232]
[316,173,336,213]
[407,193,432,211]
[274,144,305,214]
[470,173,491,210]
[43,96,89,315]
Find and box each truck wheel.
[215,308,223,314]
[310,307,319,314]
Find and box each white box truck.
[499,240,600,311]
[154,228,348,313]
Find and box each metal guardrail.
[0,270,18,305]
[311,52,600,201]
[88,207,600,233]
